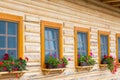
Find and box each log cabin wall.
[0,0,120,80]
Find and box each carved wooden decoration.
[99,64,107,70]
[0,71,26,79]
[42,68,66,75]
[76,66,94,72]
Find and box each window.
[74,27,90,67]
[45,28,59,62]
[41,21,62,69]
[0,13,23,60]
[98,31,110,64]
[116,34,120,63]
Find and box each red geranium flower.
[11,61,14,65]
[3,53,9,60]
[0,62,3,66]
[25,57,29,62]
[104,55,107,58]
[50,53,52,57]
[68,58,71,61]
[3,67,7,71]
[19,57,22,60]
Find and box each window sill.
[42,68,66,75]
[0,71,27,78]
[76,66,93,72]
[99,64,107,70]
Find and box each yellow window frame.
[116,33,120,63]
[74,27,90,67]
[98,31,110,64]
[41,20,63,69]
[0,12,23,58]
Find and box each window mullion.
[6,22,8,53]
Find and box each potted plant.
[101,55,114,70]
[46,54,59,69]
[58,57,68,68]
[101,55,118,74]
[0,53,28,72]
[78,54,87,66]
[78,52,95,66]
[0,53,28,78]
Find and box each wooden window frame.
[116,33,120,63]
[98,31,110,65]
[74,27,90,67]
[0,12,23,58]
[41,20,63,69]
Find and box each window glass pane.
[8,50,17,59]
[49,29,55,40]
[52,52,58,58]
[77,32,87,56]
[8,22,17,35]
[8,37,17,48]
[0,50,5,60]
[45,29,49,39]
[0,21,6,34]
[100,35,108,59]
[50,41,56,50]
[45,40,50,50]
[0,36,6,48]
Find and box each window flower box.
[100,55,118,74]
[0,53,28,78]
[42,68,66,75]
[42,54,70,75]
[0,70,27,78]
[76,66,93,72]
[76,52,96,72]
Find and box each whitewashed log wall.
[0,0,120,80]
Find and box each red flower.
[0,62,3,66]
[68,58,71,61]
[3,67,7,71]
[90,52,93,57]
[14,68,18,71]
[25,57,29,62]
[3,53,9,60]
[11,61,14,65]
[104,55,107,58]
[19,62,22,65]
[58,64,61,67]
[61,63,65,67]
[4,53,9,57]
[109,55,112,58]
[50,53,52,57]
[19,57,22,60]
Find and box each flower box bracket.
[42,68,66,75]
[76,66,93,72]
[99,64,107,70]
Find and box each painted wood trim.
[0,12,23,58]
[41,20,63,69]
[116,33,120,63]
[74,27,90,67]
[98,30,110,64]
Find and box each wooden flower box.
[42,68,66,75]
[76,66,94,72]
[99,64,107,70]
[0,71,26,79]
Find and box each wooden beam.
[102,0,120,3]
[112,3,120,7]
